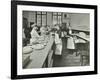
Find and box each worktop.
[24,36,54,69]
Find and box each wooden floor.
[53,38,89,67]
[53,49,81,67]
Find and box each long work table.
[24,36,54,69]
[70,34,90,42]
[75,35,89,42]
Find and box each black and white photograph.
[22,11,90,69]
[11,1,97,79]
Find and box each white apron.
[30,28,40,44]
[55,33,62,55]
[67,37,75,49]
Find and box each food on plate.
[23,46,33,54]
[32,44,45,50]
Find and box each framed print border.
[11,0,98,79]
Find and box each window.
[36,11,63,27]
[36,11,47,26]
[52,12,62,26]
[42,12,46,26]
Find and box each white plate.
[23,46,33,54]
[32,44,45,50]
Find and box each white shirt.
[40,27,46,36]
[31,28,40,38]
[30,28,40,44]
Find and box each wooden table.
[71,34,90,65]
[70,34,90,42]
[75,35,89,42]
[25,36,54,68]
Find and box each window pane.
[42,12,46,14]
[58,16,62,25]
[53,12,57,15]
[37,11,41,14]
[53,16,57,25]
[42,15,46,26]
[37,15,41,26]
[58,12,61,15]
[47,12,52,26]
